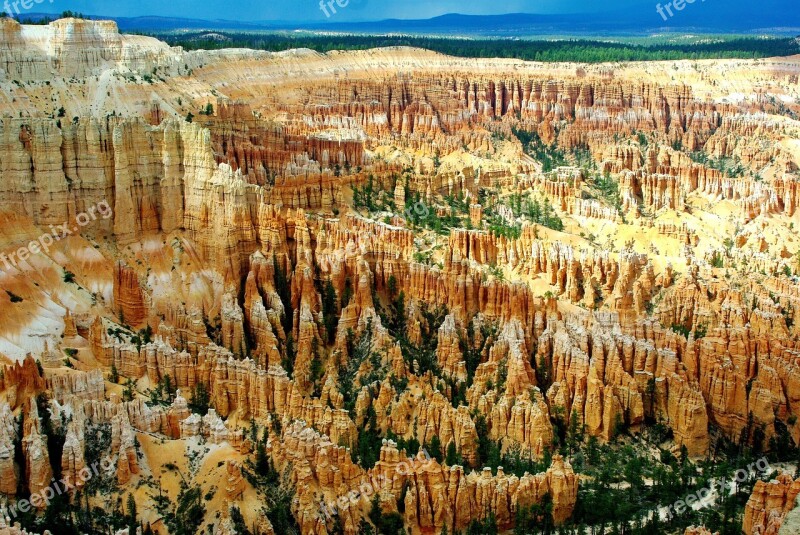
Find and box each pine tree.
[249,418,258,443]
[322,280,338,344]
[255,442,270,477]
[445,441,462,466]
[282,334,295,377]
[127,493,138,534]
[189,382,210,414]
[273,255,293,335]
[163,374,175,401]
[123,378,135,402]
[428,435,443,462]
[566,409,585,453]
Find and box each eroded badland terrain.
[1,17,800,535]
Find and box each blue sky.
[27,0,793,23]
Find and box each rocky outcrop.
[0,404,17,496]
[47,369,105,405]
[61,417,86,490]
[0,17,183,83]
[745,475,800,535]
[21,399,52,504]
[271,421,577,535]
[113,262,148,327]
[225,460,246,501]
[112,409,140,485]
[685,528,718,535]
[0,357,46,409]
[0,516,48,535]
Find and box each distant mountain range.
[17,7,800,35]
[324,11,800,34]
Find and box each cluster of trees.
[352,174,473,233]
[322,280,339,344]
[161,485,206,535]
[514,496,555,535]
[510,127,619,225]
[506,193,565,232]
[512,128,568,173]
[273,255,295,376]
[486,212,523,240]
[335,496,405,535]
[525,197,565,232]
[241,422,298,534]
[23,489,152,535]
[83,423,114,493]
[592,172,625,219]
[353,398,383,468]
[403,191,468,235]
[444,192,470,216]
[567,439,744,535]
[376,275,447,378]
[12,405,126,534]
[0,11,89,23]
[153,32,800,63]
[188,382,211,414]
[457,318,497,393]
[129,325,153,351]
[689,152,749,178]
[339,318,381,417]
[230,506,252,535]
[351,144,572,241]
[147,373,176,405]
[342,277,450,468]
[353,174,393,212]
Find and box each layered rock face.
[0,17,799,535]
[269,422,578,534]
[744,475,800,535]
[0,17,178,82]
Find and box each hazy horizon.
[10,0,799,26]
